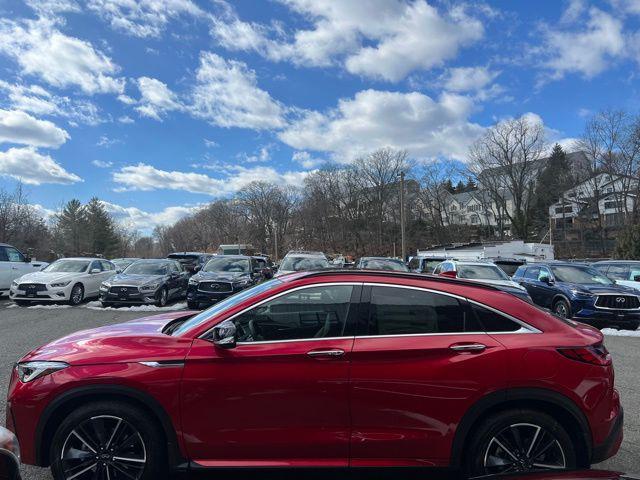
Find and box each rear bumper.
[592,405,624,463]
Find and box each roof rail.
[292,269,500,291]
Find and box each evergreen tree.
[614,224,640,259]
[532,144,573,229]
[455,180,465,193]
[443,179,454,193]
[53,199,87,256]
[85,197,121,257]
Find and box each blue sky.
[1,0,639,232]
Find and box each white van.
[0,243,48,297]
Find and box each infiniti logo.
[120,287,128,292]
[616,297,626,304]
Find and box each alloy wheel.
[554,301,569,318]
[60,415,147,480]
[70,285,83,305]
[157,288,167,307]
[483,423,566,474]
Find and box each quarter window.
[100,260,113,271]
[233,285,354,342]
[471,303,523,332]
[367,286,478,335]
[606,264,629,280]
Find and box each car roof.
[56,257,107,261]
[209,255,253,259]
[132,258,174,263]
[447,260,500,266]
[593,260,640,264]
[279,269,501,292]
[168,252,208,256]
[360,257,403,261]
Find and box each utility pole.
[399,171,406,261]
[273,221,278,262]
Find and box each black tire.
[50,401,167,480]
[464,409,577,476]
[101,302,113,308]
[187,300,199,310]
[14,300,30,307]
[625,321,640,331]
[552,298,571,318]
[68,283,84,306]
[155,287,168,307]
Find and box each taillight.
[558,342,611,366]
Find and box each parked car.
[356,256,409,272]
[9,258,116,306]
[0,426,20,480]
[166,252,214,274]
[492,257,526,277]
[513,262,640,330]
[99,259,188,307]
[6,270,622,478]
[275,250,330,276]
[434,260,532,302]
[110,257,140,272]
[0,243,48,298]
[407,255,450,274]
[186,255,269,309]
[593,260,640,292]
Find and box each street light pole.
[399,171,406,261]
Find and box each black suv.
[167,252,214,274]
[186,255,270,309]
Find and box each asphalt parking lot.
[0,298,638,479]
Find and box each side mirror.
[24,255,32,263]
[90,268,101,274]
[194,265,202,272]
[633,275,640,282]
[539,275,552,284]
[439,271,457,278]
[212,320,237,349]
[116,269,123,274]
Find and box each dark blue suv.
[513,262,640,330]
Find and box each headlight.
[188,278,199,285]
[16,361,69,383]
[234,279,251,287]
[11,280,18,287]
[100,282,111,290]
[50,280,71,288]
[140,283,160,291]
[570,289,593,297]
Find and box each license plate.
[27,293,36,298]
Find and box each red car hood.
[20,311,197,365]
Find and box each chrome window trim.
[198,282,361,340]
[199,280,541,344]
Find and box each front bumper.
[9,284,73,302]
[186,285,235,305]
[99,287,158,304]
[0,426,21,480]
[573,308,640,328]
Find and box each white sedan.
[9,257,117,306]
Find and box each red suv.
[5,271,622,479]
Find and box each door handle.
[449,343,487,352]
[307,349,345,358]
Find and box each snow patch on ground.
[601,327,640,337]
[26,304,72,309]
[84,301,188,312]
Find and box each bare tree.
[468,116,546,240]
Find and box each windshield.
[124,262,169,275]
[495,262,522,277]
[280,256,329,271]
[172,279,283,335]
[550,265,614,285]
[43,260,90,273]
[113,259,135,269]
[457,264,510,281]
[203,257,250,273]
[360,258,408,271]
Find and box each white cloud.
[112,163,309,195]
[0,146,81,185]
[539,7,625,80]
[203,138,218,148]
[117,94,137,105]
[101,201,200,231]
[442,66,499,92]
[211,0,484,82]
[0,18,125,95]
[0,109,69,148]
[97,135,121,147]
[239,145,272,163]
[609,0,640,15]
[135,76,182,120]
[292,150,325,169]
[279,89,484,162]
[0,81,102,125]
[25,0,81,15]
[118,115,134,124]
[190,52,286,130]
[92,159,113,168]
[87,0,203,38]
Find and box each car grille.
[18,283,47,292]
[595,295,640,310]
[199,282,232,293]
[109,286,140,295]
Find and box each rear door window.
[5,247,24,262]
[523,266,540,280]
[367,286,480,335]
